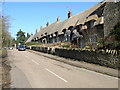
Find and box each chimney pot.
[46,22,49,26]
[36,29,38,33]
[57,16,60,22]
[68,10,72,18]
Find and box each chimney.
[36,29,38,33]
[40,26,43,30]
[57,16,60,22]
[68,10,72,18]
[46,22,49,26]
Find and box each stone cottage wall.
[103,2,120,38]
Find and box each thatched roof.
[25,35,34,43]
[33,21,58,39]
[32,1,105,40]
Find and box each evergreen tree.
[16,29,26,45]
[26,33,30,40]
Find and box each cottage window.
[91,35,97,43]
[65,34,68,41]
[90,21,94,28]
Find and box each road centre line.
[21,52,67,82]
[21,53,40,65]
[45,68,68,83]
[31,60,40,65]
[25,55,29,58]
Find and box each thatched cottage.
[26,1,106,48]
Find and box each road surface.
[8,49,118,88]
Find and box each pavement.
[8,49,118,88]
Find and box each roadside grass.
[0,48,11,88]
[0,48,7,58]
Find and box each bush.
[61,44,70,48]
[112,42,120,49]
[25,42,41,46]
[60,43,71,48]
[111,22,120,41]
[104,41,120,50]
[97,38,105,47]
[84,46,91,49]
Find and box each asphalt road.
[8,49,118,88]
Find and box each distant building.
[27,1,106,48]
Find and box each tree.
[26,33,31,40]
[11,38,16,47]
[16,29,26,45]
[0,15,12,47]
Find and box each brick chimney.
[68,10,72,18]
[46,22,49,26]
[57,16,60,22]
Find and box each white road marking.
[25,55,29,58]
[21,53,39,65]
[45,68,68,83]
[31,60,39,65]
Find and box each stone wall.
[55,48,119,69]
[30,46,120,69]
[103,2,120,38]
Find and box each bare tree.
[0,15,12,47]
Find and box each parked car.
[8,46,13,50]
[18,45,26,51]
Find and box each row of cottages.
[27,1,106,48]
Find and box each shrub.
[111,22,120,41]
[25,42,41,46]
[84,46,91,49]
[97,38,105,47]
[112,41,120,50]
[104,41,120,50]
[61,44,70,48]
[60,43,71,48]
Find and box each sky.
[3,2,100,38]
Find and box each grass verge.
[0,48,11,88]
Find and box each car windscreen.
[19,46,25,48]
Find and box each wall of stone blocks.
[31,46,120,69]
